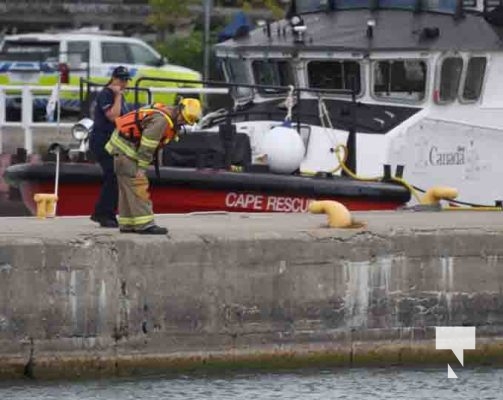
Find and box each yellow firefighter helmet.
[179,98,202,125]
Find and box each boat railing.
[133,76,359,172]
[78,78,152,119]
[133,76,354,106]
[0,78,359,167]
[0,85,83,155]
[0,83,229,155]
[291,0,487,15]
[79,77,231,118]
[133,76,356,134]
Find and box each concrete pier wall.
[1,212,503,379]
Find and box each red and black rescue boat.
[4,161,410,216]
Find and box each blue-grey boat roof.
[214,9,503,53]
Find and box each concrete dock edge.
[1,212,503,379]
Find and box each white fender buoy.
[260,126,305,174]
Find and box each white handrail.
[0,84,229,154]
[0,85,82,154]
[147,87,229,94]
[0,85,81,91]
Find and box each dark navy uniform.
[89,83,128,226]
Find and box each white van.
[0,29,202,119]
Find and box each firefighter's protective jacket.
[105,106,176,170]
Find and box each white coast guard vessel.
[207,0,503,205]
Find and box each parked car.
[0,29,202,121]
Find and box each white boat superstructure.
[210,0,503,205]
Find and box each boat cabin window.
[462,57,486,102]
[307,61,361,94]
[252,60,294,95]
[373,60,426,102]
[222,58,253,100]
[438,57,463,103]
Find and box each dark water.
[0,368,502,400]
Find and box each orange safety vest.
[114,105,176,145]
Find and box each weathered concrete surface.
[1,211,503,379]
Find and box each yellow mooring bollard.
[420,186,458,206]
[308,200,365,228]
[33,193,58,219]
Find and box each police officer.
[105,98,202,234]
[89,66,130,227]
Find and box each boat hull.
[5,162,410,216]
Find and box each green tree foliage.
[148,0,285,76]
[155,30,204,74]
[147,0,197,35]
[264,0,285,19]
[147,0,202,72]
[151,9,228,77]
[241,0,286,18]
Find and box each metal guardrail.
[0,85,81,154]
[134,76,355,130]
[1,79,358,158]
[0,84,232,154]
[134,76,359,173]
[133,76,356,130]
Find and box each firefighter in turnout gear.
[105,98,202,234]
